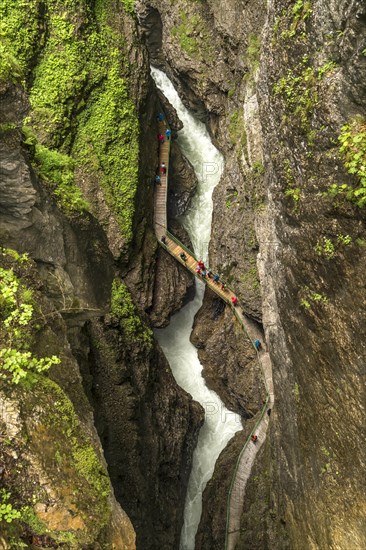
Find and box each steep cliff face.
[244,1,366,548]
[138,0,366,548]
[0,1,203,548]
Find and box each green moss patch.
[111,278,153,348]
[2,0,139,241]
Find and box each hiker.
[207,270,213,278]
[254,339,261,351]
[166,128,171,140]
[221,282,227,291]
[180,252,187,262]
[198,260,205,270]
[267,408,272,416]
[161,162,166,174]
[196,267,202,275]
[202,270,207,278]
[213,274,219,283]
[161,235,167,244]
[157,112,165,121]
[155,175,161,185]
[231,296,238,306]
[251,434,258,443]
[158,133,165,144]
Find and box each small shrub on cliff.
[329,118,366,208]
[0,490,21,523]
[280,0,312,40]
[274,58,338,130]
[0,267,60,384]
[111,279,153,348]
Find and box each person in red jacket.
[231,296,238,306]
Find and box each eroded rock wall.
[138,0,366,548]
[0,1,202,548]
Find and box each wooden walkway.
[154,116,275,550]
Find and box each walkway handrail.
[154,106,272,550]
[165,230,199,262]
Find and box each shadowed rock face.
[138,0,366,548]
[0,5,202,549]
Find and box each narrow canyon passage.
[152,68,242,550]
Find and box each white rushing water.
[152,67,242,550]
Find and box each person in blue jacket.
[254,339,262,351]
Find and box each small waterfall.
[152,67,242,550]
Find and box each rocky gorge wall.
[137,0,366,548]
[0,1,203,548]
[1,0,365,548]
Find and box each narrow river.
[152,67,242,550]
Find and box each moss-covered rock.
[0,252,135,549]
[1,0,140,249]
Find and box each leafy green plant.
[333,118,366,207]
[0,248,29,263]
[0,267,60,383]
[337,234,352,246]
[285,187,301,202]
[0,490,21,523]
[274,59,337,130]
[314,237,335,259]
[300,287,328,309]
[280,0,312,40]
[0,348,59,385]
[317,61,337,79]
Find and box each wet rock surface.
[0,7,201,548]
[138,0,366,548]
[191,289,265,417]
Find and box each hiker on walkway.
[207,270,213,278]
[254,339,262,351]
[155,175,161,185]
[157,112,165,121]
[213,274,219,283]
[198,260,205,270]
[251,434,258,443]
[166,128,171,140]
[196,267,202,275]
[161,162,166,174]
[161,235,167,244]
[158,133,165,144]
[221,282,227,291]
[202,270,207,278]
[231,296,238,306]
[180,252,187,262]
